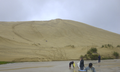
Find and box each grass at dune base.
[81,46,120,60]
[0,61,15,65]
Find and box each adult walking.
[80,57,84,70]
[98,55,101,63]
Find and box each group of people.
[69,55,101,72]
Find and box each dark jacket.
[69,61,74,65]
[80,59,84,67]
[98,56,101,60]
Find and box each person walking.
[80,57,84,70]
[98,55,101,63]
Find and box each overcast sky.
[0,0,120,34]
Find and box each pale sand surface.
[0,19,120,61]
[0,59,120,72]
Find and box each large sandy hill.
[0,19,120,61]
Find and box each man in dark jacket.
[98,55,101,63]
[80,57,84,70]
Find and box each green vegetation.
[90,54,99,60]
[113,52,119,59]
[117,45,120,47]
[80,45,120,60]
[82,47,99,60]
[101,44,113,48]
[89,48,97,53]
[87,51,92,55]
[0,61,14,65]
[80,55,84,58]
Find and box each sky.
[0,0,120,34]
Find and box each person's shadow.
[98,63,100,67]
[98,63,101,72]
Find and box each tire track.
[11,21,67,61]
[50,21,76,43]
[31,43,67,60]
[0,36,28,45]
[12,22,32,42]
[32,45,67,60]
[30,22,43,39]
[32,49,52,59]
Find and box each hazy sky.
[0,0,120,34]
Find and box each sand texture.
[0,19,120,61]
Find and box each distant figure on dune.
[69,61,75,69]
[98,55,101,63]
[85,63,96,72]
[80,57,84,70]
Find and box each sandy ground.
[0,19,120,61]
[0,59,120,72]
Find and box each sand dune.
[0,19,120,61]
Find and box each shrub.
[117,45,120,47]
[87,51,92,55]
[90,54,99,60]
[82,48,98,60]
[89,48,97,53]
[101,44,113,48]
[113,52,119,59]
[80,55,84,58]
[86,55,91,60]
[101,45,104,48]
[84,54,91,60]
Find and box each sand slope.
[0,19,120,61]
